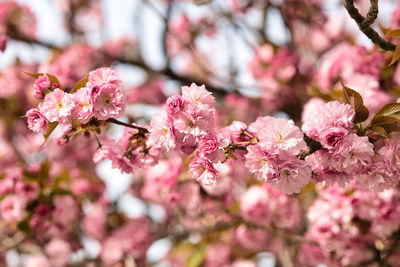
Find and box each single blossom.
[39,89,75,123]
[319,127,348,149]
[0,195,26,222]
[182,83,216,109]
[240,185,271,225]
[26,254,51,267]
[93,83,125,120]
[257,117,307,155]
[26,108,49,133]
[87,67,120,87]
[189,156,218,186]
[148,111,177,151]
[72,86,94,123]
[166,94,186,115]
[15,181,39,201]
[197,133,225,162]
[45,238,71,267]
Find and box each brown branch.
[344,0,396,51]
[9,34,233,98]
[361,0,378,28]
[106,118,149,133]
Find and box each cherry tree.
[1,0,400,266]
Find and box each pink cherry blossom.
[72,86,94,123]
[87,67,119,88]
[26,108,49,133]
[39,89,75,123]
[45,238,71,267]
[240,185,271,225]
[257,117,307,155]
[245,145,310,194]
[166,94,186,115]
[148,111,177,151]
[93,83,125,120]
[26,254,50,267]
[181,83,216,109]
[0,195,25,222]
[33,74,51,99]
[189,156,218,186]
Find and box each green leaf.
[186,244,206,267]
[24,72,64,91]
[375,103,400,117]
[341,83,369,123]
[41,122,58,146]
[370,126,389,138]
[389,45,400,66]
[71,74,89,93]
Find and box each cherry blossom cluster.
[303,99,400,191]
[149,83,224,186]
[26,67,125,133]
[299,185,400,266]
[26,75,400,195]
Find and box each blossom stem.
[94,133,102,149]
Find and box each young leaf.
[385,29,400,37]
[341,83,369,123]
[389,45,400,66]
[381,123,400,133]
[71,74,89,93]
[41,122,58,146]
[47,74,64,91]
[354,105,369,124]
[371,115,399,126]
[24,71,42,79]
[370,126,389,138]
[375,103,400,117]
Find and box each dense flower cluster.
[299,185,400,266]
[148,83,223,186]
[26,68,125,133]
[3,0,400,266]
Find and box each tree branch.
[9,34,233,98]
[344,0,396,51]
